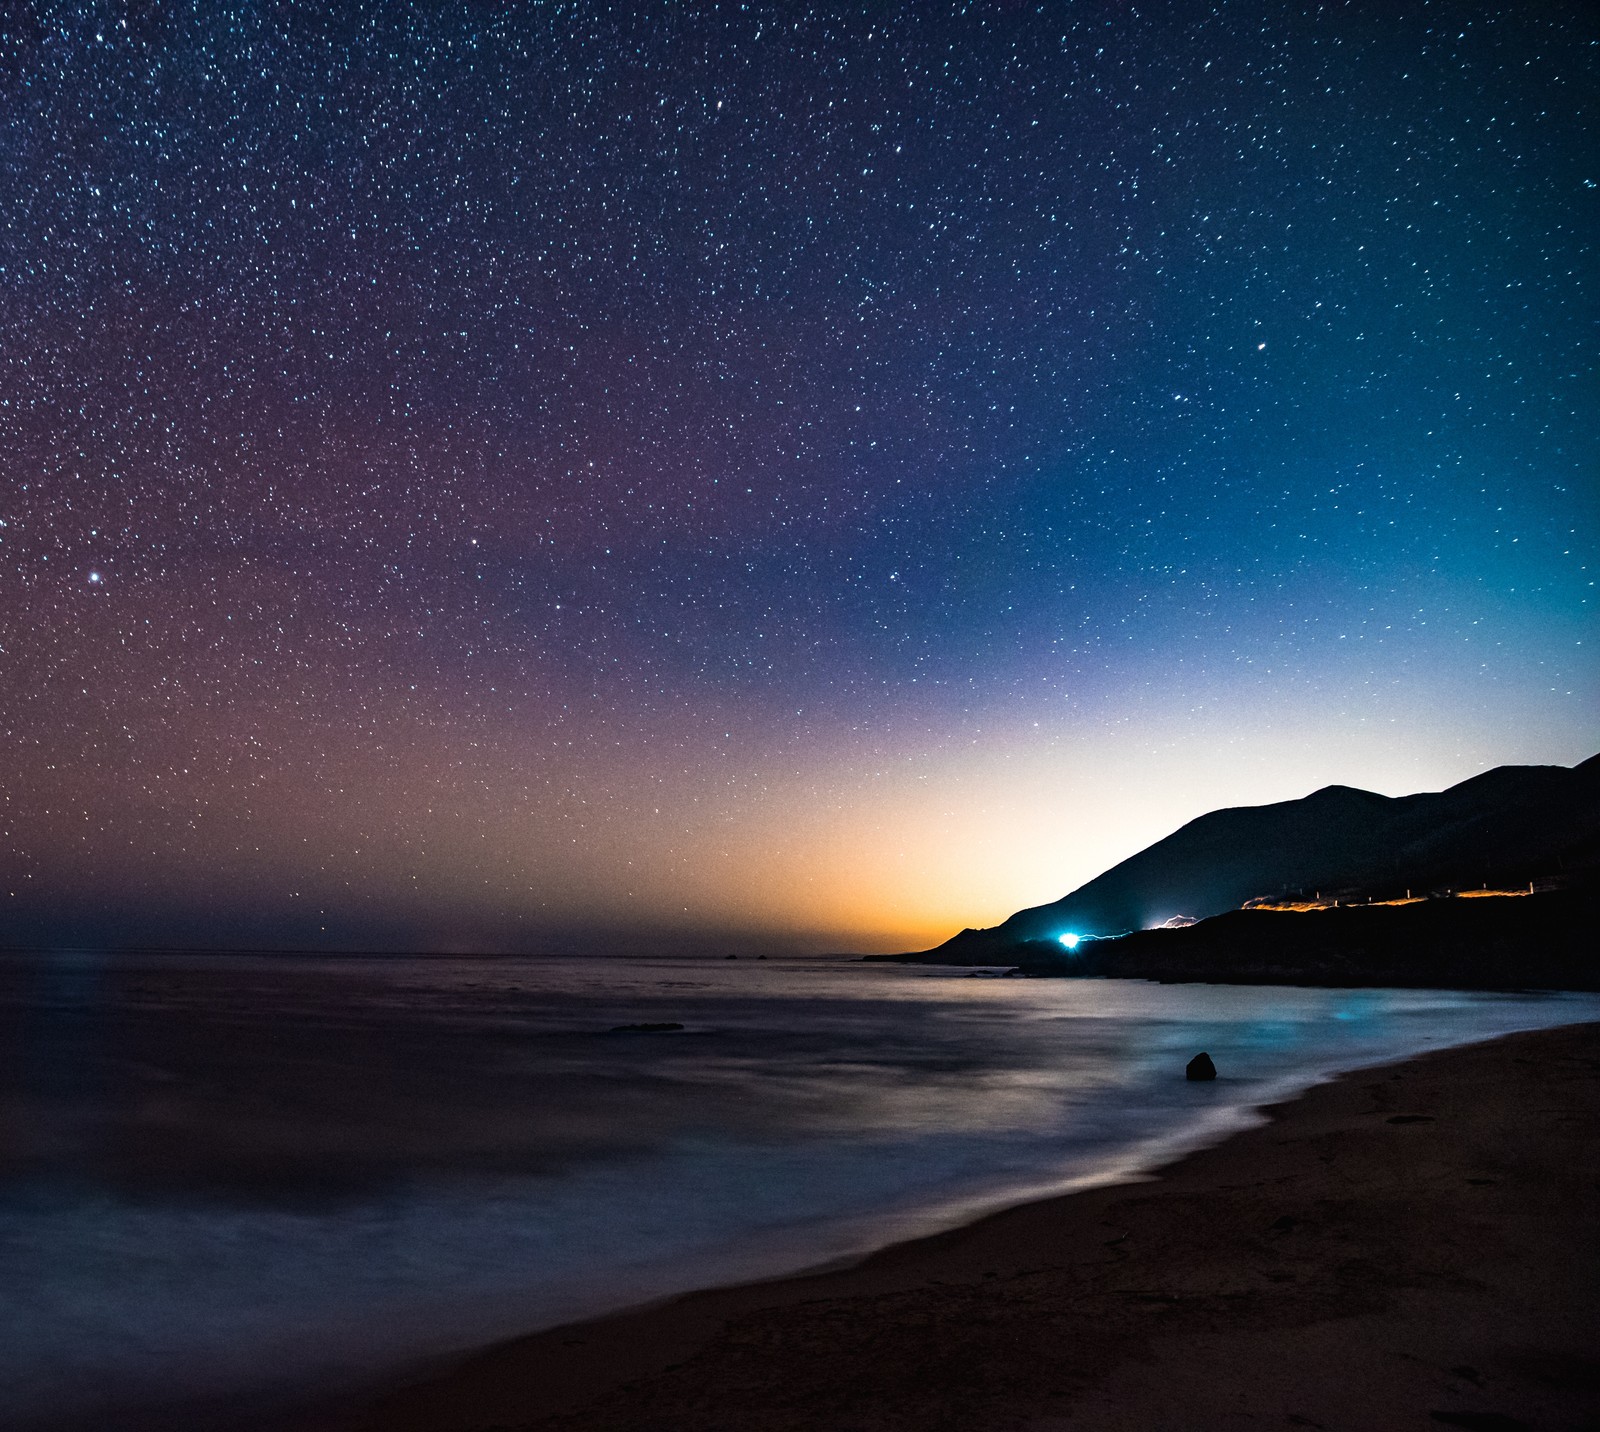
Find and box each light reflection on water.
[1,951,1596,1427]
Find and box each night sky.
[2,2,1595,954]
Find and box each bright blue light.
[1058,932,1081,950]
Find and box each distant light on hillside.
[1058,932,1082,950]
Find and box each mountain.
[1001,885,1600,991]
[899,754,1600,965]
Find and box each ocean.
[2,950,1596,1428]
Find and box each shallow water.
[2,951,1596,1427]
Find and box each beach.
[290,1020,1600,1432]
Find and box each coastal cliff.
[886,754,1600,979]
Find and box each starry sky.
[2,1,1595,954]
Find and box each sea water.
[2,951,1596,1428]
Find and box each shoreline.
[273,1018,1600,1432]
[872,883,1600,991]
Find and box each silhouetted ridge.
[900,755,1600,965]
[1010,885,1600,991]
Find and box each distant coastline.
[878,752,1600,987]
[873,882,1600,990]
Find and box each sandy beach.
[280,1019,1600,1432]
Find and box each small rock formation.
[1186,1051,1217,1081]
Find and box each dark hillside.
[999,883,1600,991]
[911,755,1600,965]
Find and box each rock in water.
[1186,1051,1217,1081]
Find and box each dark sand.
[292,1022,1600,1432]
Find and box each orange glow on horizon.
[9,612,1581,956]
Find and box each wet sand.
[291,1021,1600,1432]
